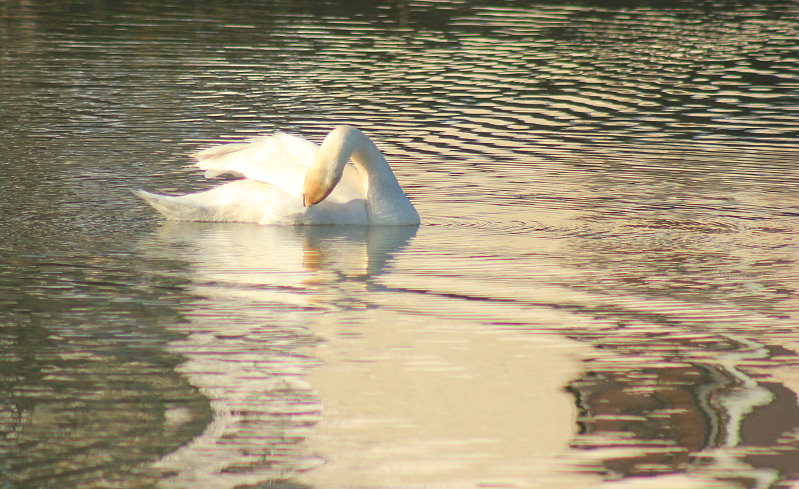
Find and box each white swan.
[134,126,420,226]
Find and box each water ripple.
[3,1,799,488]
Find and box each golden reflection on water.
[305,311,591,489]
[138,223,600,488]
[135,208,799,489]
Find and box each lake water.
[2,1,799,488]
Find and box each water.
[1,0,799,487]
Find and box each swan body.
[135,126,420,225]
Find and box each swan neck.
[321,126,419,225]
[351,136,392,178]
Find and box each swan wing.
[194,132,315,197]
[193,132,365,201]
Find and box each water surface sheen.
[2,1,799,488]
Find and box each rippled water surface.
[2,1,799,487]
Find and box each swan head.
[303,163,342,207]
[302,126,360,207]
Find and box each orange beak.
[303,168,338,207]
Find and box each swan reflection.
[139,222,416,488]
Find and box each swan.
[134,125,420,225]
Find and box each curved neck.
[323,126,419,225]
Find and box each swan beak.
[303,186,333,207]
[303,171,337,207]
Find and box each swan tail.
[133,189,215,221]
